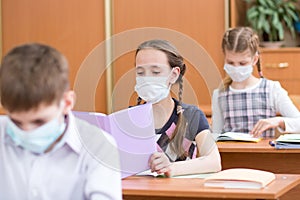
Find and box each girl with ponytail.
[134,39,221,177]
[212,27,300,138]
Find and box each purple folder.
[73,103,156,178]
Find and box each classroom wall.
[1,0,227,114]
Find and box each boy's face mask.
[224,64,253,82]
[6,111,66,154]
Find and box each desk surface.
[217,139,300,153]
[217,139,300,200]
[122,174,300,200]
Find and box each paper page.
[276,134,300,143]
[136,170,214,179]
[204,168,275,189]
[107,103,156,178]
[73,103,157,179]
[217,132,261,142]
[72,111,107,129]
[204,180,262,189]
[136,169,165,177]
[172,173,215,179]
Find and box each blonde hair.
[220,27,263,91]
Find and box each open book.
[136,169,214,179]
[216,132,261,142]
[203,168,275,189]
[274,134,300,149]
[73,103,157,178]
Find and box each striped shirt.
[156,99,209,161]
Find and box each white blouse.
[212,79,300,134]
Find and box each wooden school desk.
[217,139,300,173]
[122,174,300,200]
[217,139,300,200]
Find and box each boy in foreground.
[0,43,122,199]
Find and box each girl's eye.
[152,71,160,75]
[136,71,144,76]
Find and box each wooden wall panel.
[112,0,226,111]
[2,0,106,113]
[230,0,247,27]
[1,0,228,114]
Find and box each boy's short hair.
[0,43,69,112]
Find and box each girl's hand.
[149,152,172,177]
[251,117,285,137]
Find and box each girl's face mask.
[224,64,253,82]
[134,75,171,104]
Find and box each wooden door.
[1,0,106,113]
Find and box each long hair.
[135,39,187,158]
[220,27,263,91]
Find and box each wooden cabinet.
[261,48,300,95]
[260,48,300,109]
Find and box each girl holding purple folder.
[134,39,221,177]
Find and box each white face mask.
[134,76,170,104]
[224,64,253,82]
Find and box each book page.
[276,134,300,143]
[106,104,156,178]
[73,103,157,179]
[204,168,275,189]
[136,170,214,179]
[217,132,261,142]
[72,111,107,130]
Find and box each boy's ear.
[62,90,76,114]
[169,66,180,84]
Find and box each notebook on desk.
[216,132,261,142]
[274,134,300,149]
[203,168,275,189]
[73,103,157,178]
